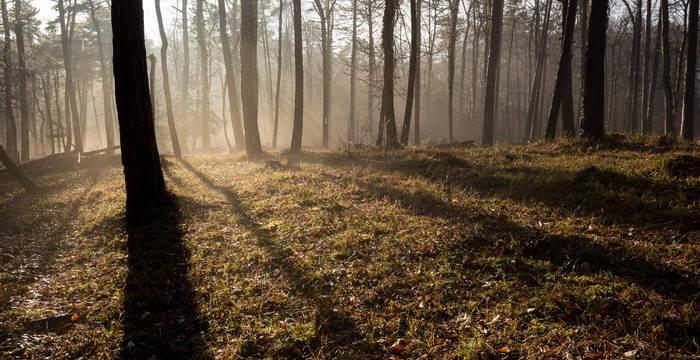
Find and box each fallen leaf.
[498,346,510,353]
[624,349,638,358]
[387,340,406,354]
[71,313,79,321]
[518,296,529,303]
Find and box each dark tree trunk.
[156,0,183,157]
[379,0,400,149]
[545,0,578,139]
[680,0,697,139]
[525,0,552,142]
[641,0,653,133]
[414,0,421,145]
[112,0,166,208]
[88,0,115,151]
[482,0,504,145]
[400,0,418,145]
[290,0,303,152]
[646,21,661,132]
[660,0,673,135]
[42,76,55,155]
[0,145,38,192]
[579,0,608,138]
[181,0,189,146]
[240,0,262,155]
[15,0,28,161]
[1,0,17,161]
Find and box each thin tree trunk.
[414,0,421,145]
[680,0,697,139]
[15,0,29,161]
[400,0,418,144]
[447,0,459,143]
[1,0,17,161]
[525,0,552,142]
[195,0,210,149]
[368,0,376,142]
[647,21,661,132]
[88,0,115,151]
[349,0,357,143]
[42,76,55,155]
[545,0,578,139]
[660,0,673,135]
[58,0,82,152]
[181,0,190,150]
[379,0,400,149]
[641,0,653,132]
[156,0,183,157]
[273,0,283,147]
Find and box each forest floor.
[0,136,698,359]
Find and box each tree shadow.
[175,159,381,358]
[346,176,698,303]
[120,193,210,359]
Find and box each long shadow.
[346,175,699,304]
[175,159,381,358]
[119,194,210,359]
[292,150,700,229]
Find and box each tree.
[1,0,18,161]
[0,145,38,192]
[290,0,304,152]
[155,0,182,157]
[272,0,283,148]
[87,0,115,151]
[349,0,357,143]
[313,0,336,148]
[57,0,82,152]
[447,0,459,144]
[545,0,578,139]
[217,0,245,150]
[660,0,673,135]
[414,0,421,145]
[112,0,166,208]
[641,0,653,133]
[181,0,190,145]
[579,0,608,138]
[240,0,262,155]
[400,0,418,144]
[378,0,400,149]
[482,0,504,145]
[680,0,697,140]
[15,0,29,161]
[196,0,210,149]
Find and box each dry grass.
[0,136,698,359]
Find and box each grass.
[0,135,698,359]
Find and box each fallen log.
[0,145,39,192]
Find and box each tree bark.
[0,145,38,192]
[58,0,82,152]
[195,0,210,149]
[680,0,697,139]
[660,0,673,135]
[349,0,357,143]
[482,0,504,145]
[545,0,578,139]
[641,0,653,132]
[156,0,183,157]
[217,0,245,150]
[379,0,400,149]
[272,0,283,148]
[290,0,304,152]
[88,0,115,152]
[447,0,459,143]
[240,0,262,155]
[400,0,418,145]
[15,0,29,161]
[1,0,17,161]
[579,0,608,138]
[112,0,166,208]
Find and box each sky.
[32,0,173,45]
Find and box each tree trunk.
[580,0,608,138]
[641,0,653,132]
[525,0,552,142]
[314,0,333,148]
[217,0,245,150]
[414,0,421,145]
[379,0,400,149]
[290,0,304,152]
[112,0,166,208]
[1,0,17,161]
[181,0,190,149]
[660,0,673,135]
[58,0,82,152]
[42,76,55,155]
[273,0,283,148]
[240,0,262,155]
[482,0,504,145]
[155,0,183,157]
[545,0,578,139]
[646,21,661,132]
[680,0,698,139]
[196,0,210,149]
[15,0,29,161]
[447,0,459,143]
[88,0,115,152]
[400,0,418,144]
[349,0,357,143]
[0,145,38,192]
[368,0,376,142]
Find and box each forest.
[0,0,698,358]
